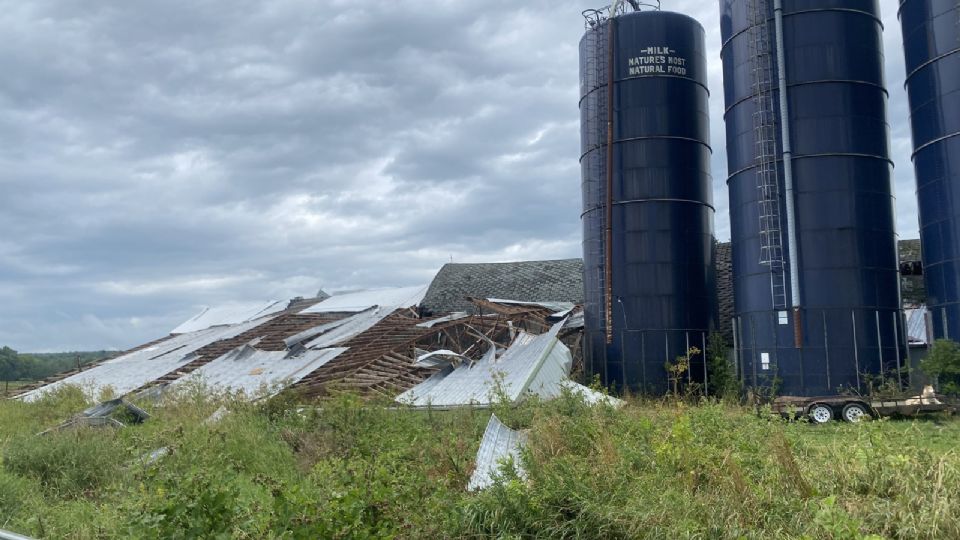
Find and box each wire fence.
[731,307,910,395]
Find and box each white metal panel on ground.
[18,319,271,402]
[301,285,428,313]
[396,321,571,408]
[468,414,527,491]
[171,300,285,334]
[171,346,347,397]
[557,380,625,407]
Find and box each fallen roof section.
[39,397,151,435]
[290,298,574,398]
[171,300,287,334]
[303,307,399,349]
[171,345,347,398]
[291,311,453,397]
[558,380,625,408]
[301,285,428,313]
[140,310,348,391]
[14,294,585,406]
[468,414,527,491]
[17,317,275,402]
[395,320,572,408]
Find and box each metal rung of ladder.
[748,0,787,310]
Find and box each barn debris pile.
[396,318,617,409]
[13,287,589,407]
[39,397,150,434]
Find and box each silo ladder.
[748,0,787,310]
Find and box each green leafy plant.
[921,339,960,394]
[665,346,699,398]
[706,332,739,400]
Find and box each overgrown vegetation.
[922,339,960,395]
[1,386,959,538]
[706,332,738,400]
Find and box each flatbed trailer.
[772,388,955,423]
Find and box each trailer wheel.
[841,402,870,423]
[808,403,834,424]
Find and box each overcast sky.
[0,0,916,352]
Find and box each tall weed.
[3,427,125,498]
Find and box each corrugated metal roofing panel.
[301,285,427,313]
[416,312,469,328]
[467,414,527,491]
[525,344,572,398]
[303,308,396,349]
[18,319,270,402]
[171,300,286,334]
[0,528,36,540]
[557,380,624,407]
[413,349,467,368]
[171,346,347,397]
[283,316,356,348]
[562,310,585,329]
[906,306,929,345]
[396,321,571,407]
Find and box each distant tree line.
[0,346,113,386]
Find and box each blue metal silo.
[580,5,715,394]
[899,0,960,340]
[720,0,907,395]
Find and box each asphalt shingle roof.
[421,259,584,315]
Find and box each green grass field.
[1,386,958,539]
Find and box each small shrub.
[922,339,960,394]
[706,332,739,400]
[665,346,699,397]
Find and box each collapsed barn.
[14,261,593,406]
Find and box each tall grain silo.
[899,0,960,340]
[720,0,906,395]
[580,4,715,394]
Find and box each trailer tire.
[808,403,834,424]
[841,402,870,423]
